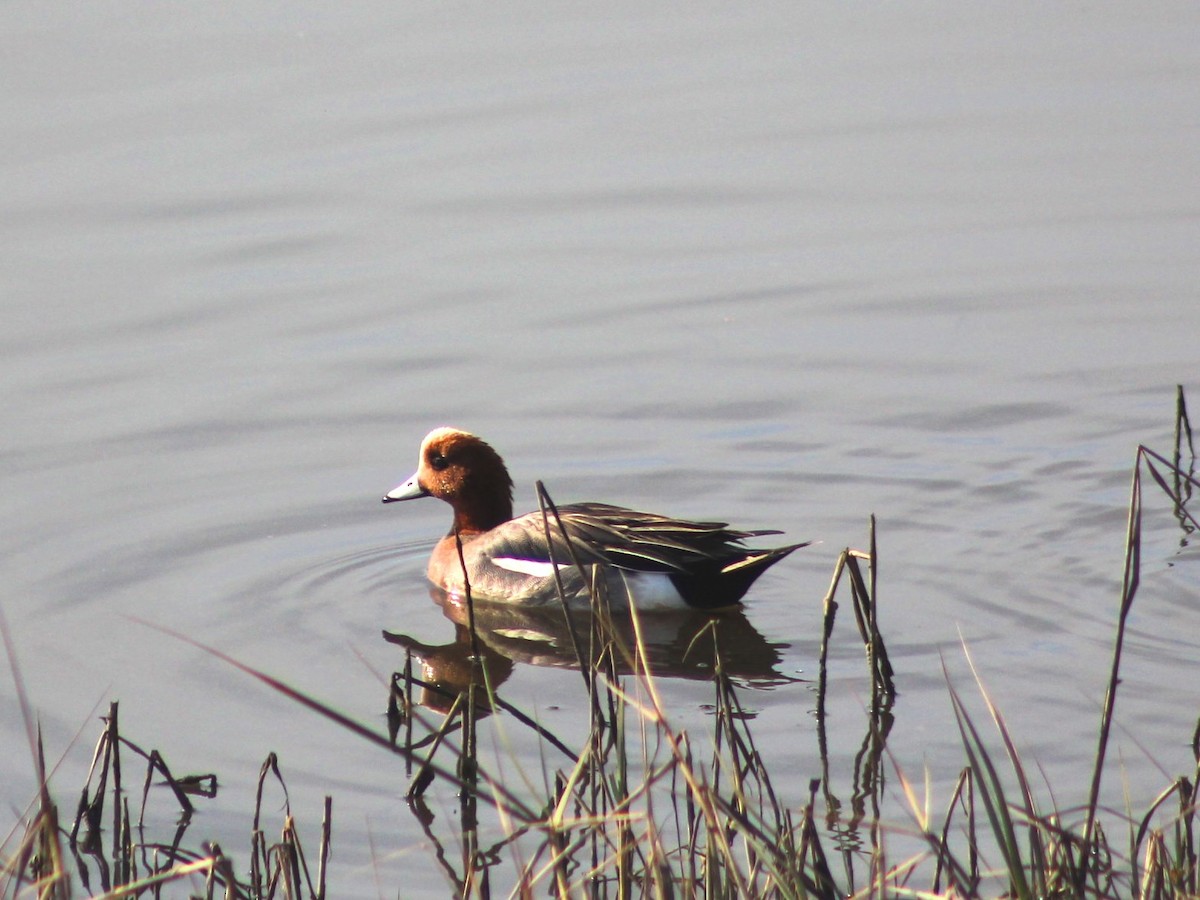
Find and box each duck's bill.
[382,472,430,503]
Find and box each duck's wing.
[488,502,803,574]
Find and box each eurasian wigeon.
[383,427,809,610]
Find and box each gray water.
[4,4,1199,896]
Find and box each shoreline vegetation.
[3,386,1196,899]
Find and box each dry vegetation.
[3,387,1196,899]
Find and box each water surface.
[3,4,1199,895]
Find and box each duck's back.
[432,502,807,610]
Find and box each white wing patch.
[493,627,556,643]
[616,571,687,610]
[490,558,687,610]
[491,557,571,577]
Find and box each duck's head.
[383,427,515,534]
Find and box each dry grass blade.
[1078,438,1200,892]
[131,617,540,824]
[934,767,979,895]
[0,602,70,900]
[89,854,227,899]
[943,664,1032,900]
[957,639,1051,891]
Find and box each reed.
[0,693,325,899]
[3,387,1197,898]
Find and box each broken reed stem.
[817,519,895,717]
[317,796,332,900]
[868,513,881,694]
[816,550,845,720]
[460,683,479,808]
[124,739,203,827]
[1176,383,1196,479]
[407,692,465,800]
[1079,451,1144,888]
[1176,383,1198,538]
[866,514,895,701]
[452,525,482,664]
[534,480,592,690]
[404,655,414,768]
[107,702,122,883]
[844,539,894,703]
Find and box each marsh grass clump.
[0,694,329,899]
[3,386,1198,898]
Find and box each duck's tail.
[670,541,812,609]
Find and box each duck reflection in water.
[383,586,798,714]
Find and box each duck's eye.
[429,452,449,471]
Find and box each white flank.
[493,628,555,643]
[491,557,569,577]
[491,558,689,609]
[617,571,687,610]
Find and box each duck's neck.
[451,491,513,536]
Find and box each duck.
[382,427,809,610]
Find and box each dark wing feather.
[478,502,801,575]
